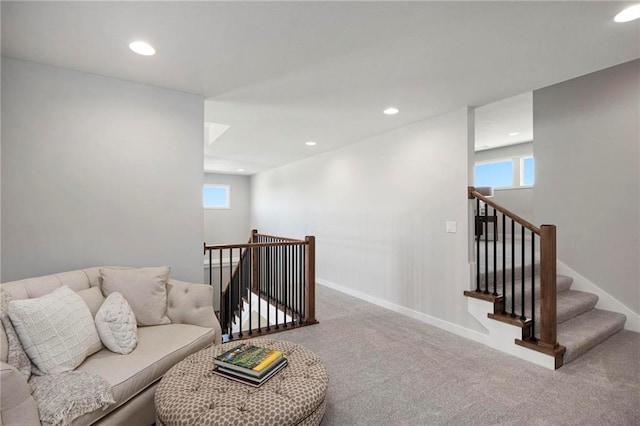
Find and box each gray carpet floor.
[275,285,639,426]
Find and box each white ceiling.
[2,1,638,174]
[475,92,533,151]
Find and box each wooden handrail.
[254,232,305,243]
[205,240,307,251]
[468,187,540,235]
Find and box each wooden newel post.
[304,236,316,325]
[539,225,558,348]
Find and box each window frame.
[519,156,535,187]
[203,184,231,210]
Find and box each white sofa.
[0,267,222,425]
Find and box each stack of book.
[213,343,288,387]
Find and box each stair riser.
[478,263,540,287]
[483,275,573,306]
[521,291,599,334]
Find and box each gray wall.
[534,59,639,314]
[0,56,2,281]
[251,108,482,332]
[204,173,251,245]
[2,58,205,283]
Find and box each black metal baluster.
[501,214,506,314]
[208,249,212,286]
[219,250,224,332]
[476,198,481,292]
[274,246,281,330]
[248,248,252,336]
[293,244,300,323]
[298,244,303,324]
[492,207,497,296]
[237,248,243,339]
[228,248,234,339]
[530,233,537,342]
[520,226,526,321]
[283,244,288,328]
[511,220,515,317]
[266,245,271,331]
[484,203,489,294]
[302,244,306,321]
[257,246,262,333]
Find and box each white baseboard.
[316,278,490,346]
[557,260,640,333]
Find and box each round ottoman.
[155,338,328,426]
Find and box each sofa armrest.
[0,362,40,426]
[166,279,222,344]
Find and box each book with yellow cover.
[214,344,284,378]
[213,358,288,387]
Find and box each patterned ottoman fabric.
[155,339,328,426]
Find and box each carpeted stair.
[481,268,626,365]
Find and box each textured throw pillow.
[0,288,32,380]
[8,285,102,375]
[100,267,171,326]
[95,292,138,354]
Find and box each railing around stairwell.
[466,187,565,367]
[204,230,317,341]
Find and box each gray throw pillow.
[100,266,171,326]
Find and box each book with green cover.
[212,358,288,388]
[214,344,284,377]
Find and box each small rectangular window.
[521,157,534,186]
[474,160,513,188]
[203,185,230,209]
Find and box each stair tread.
[524,289,599,326]
[557,308,626,363]
[495,274,573,303]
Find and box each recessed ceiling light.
[383,107,399,115]
[129,41,155,56]
[237,168,245,172]
[509,132,520,136]
[614,4,640,22]
[305,141,317,146]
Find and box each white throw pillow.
[95,292,138,354]
[100,267,171,326]
[8,285,102,374]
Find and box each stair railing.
[467,187,563,366]
[204,229,316,341]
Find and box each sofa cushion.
[8,285,102,374]
[0,362,40,426]
[78,286,106,318]
[75,324,215,425]
[100,267,171,326]
[95,292,138,355]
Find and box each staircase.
[204,230,318,342]
[465,187,627,369]
[474,263,626,365]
